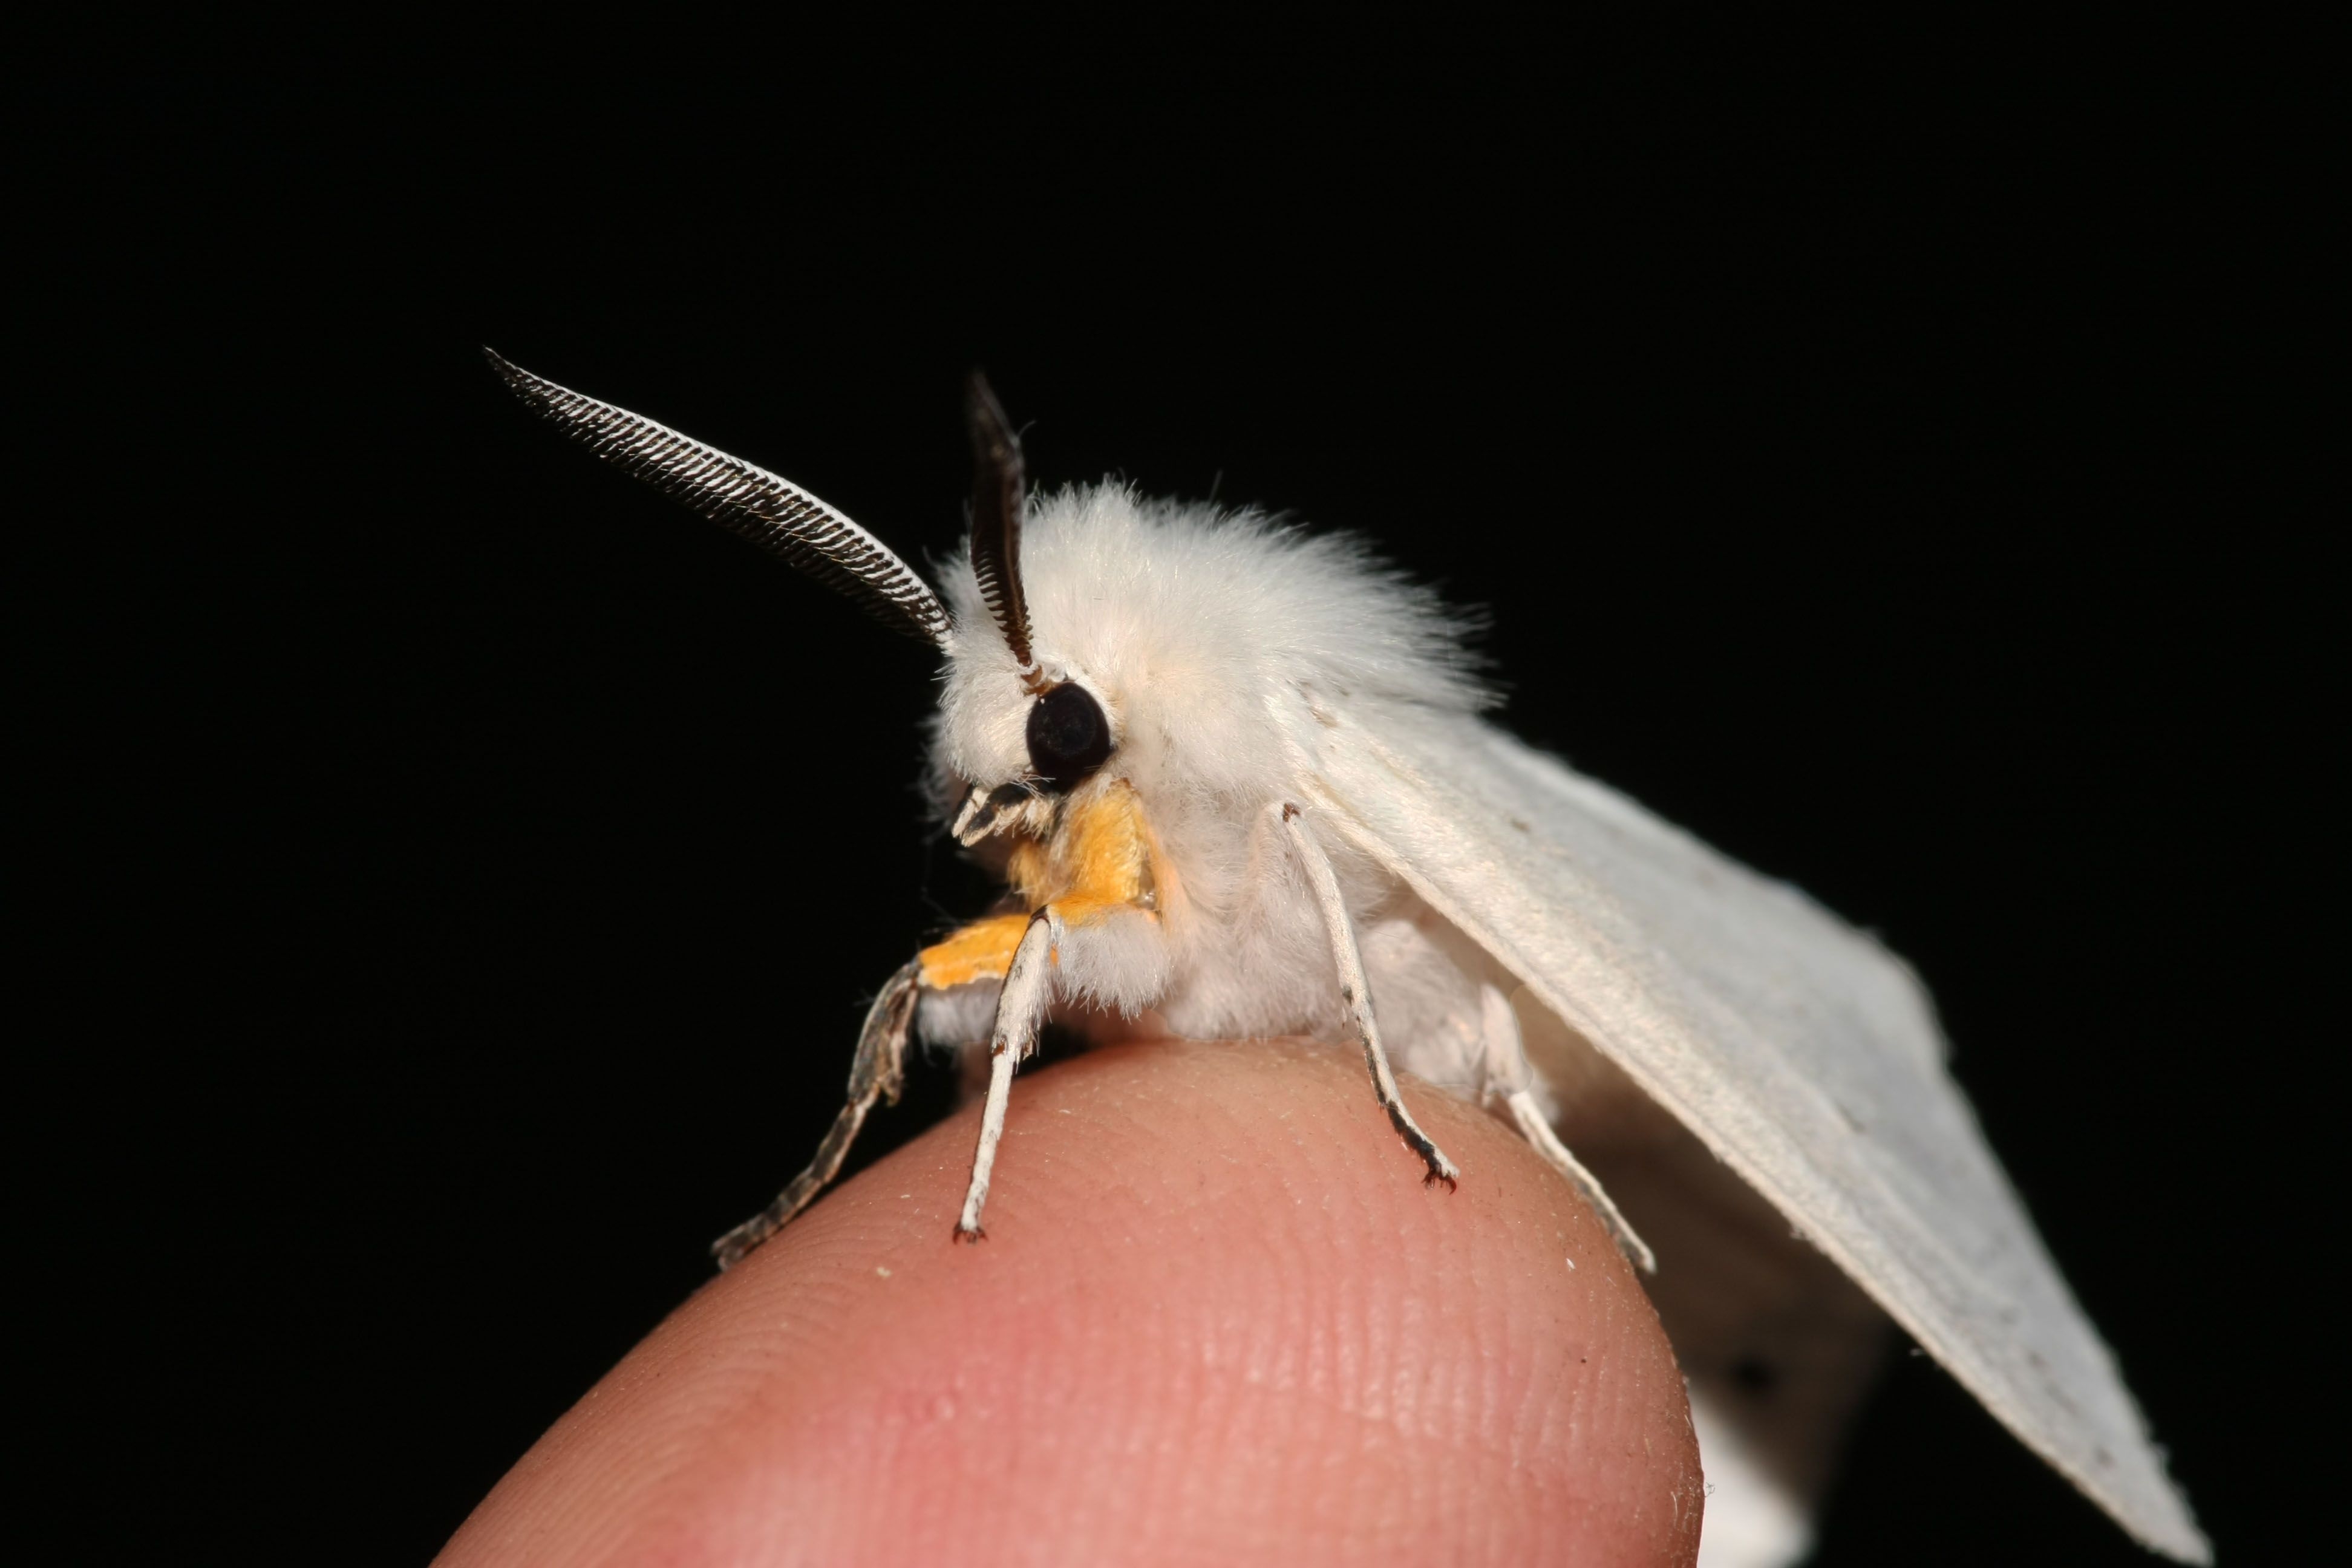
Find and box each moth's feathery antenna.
[964,370,1041,686]
[483,348,954,647]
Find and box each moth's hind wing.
[1275,693,2207,1563]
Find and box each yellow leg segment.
[919,777,1166,990]
[944,779,1168,1238]
[919,913,1031,990]
[717,780,1174,1262]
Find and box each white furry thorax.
[926,483,1493,1041]
[932,483,1488,795]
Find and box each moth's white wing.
[1276,690,2207,1563]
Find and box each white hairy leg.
[1276,803,1459,1186]
[713,958,923,1269]
[1474,983,1658,1272]
[956,910,1059,1238]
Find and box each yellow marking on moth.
[919,913,1031,989]
[916,779,1166,988]
[1042,777,1157,929]
[1005,840,1052,908]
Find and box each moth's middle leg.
[1276,802,1461,1188]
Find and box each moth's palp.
[953,779,1052,847]
[953,780,1023,843]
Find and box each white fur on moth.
[485,350,2206,1567]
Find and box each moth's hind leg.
[1503,1091,1658,1273]
[1480,985,1657,1273]
[712,958,921,1270]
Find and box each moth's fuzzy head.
[932,483,1490,815]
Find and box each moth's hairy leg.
[944,783,1167,1240]
[918,912,1033,989]
[956,910,1059,1240]
[713,959,923,1270]
[1276,802,1460,1188]
[1503,1095,1658,1273]
[1477,984,1658,1273]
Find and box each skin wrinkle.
[1282,1053,1602,1540]
[437,1039,1700,1568]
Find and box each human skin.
[436,1037,1704,1567]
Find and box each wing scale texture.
[1277,689,2206,1562]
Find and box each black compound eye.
[1025,682,1113,789]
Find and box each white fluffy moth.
[485,348,2205,1567]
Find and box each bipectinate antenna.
[485,348,954,647]
[964,370,1039,682]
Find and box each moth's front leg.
[712,958,923,1269]
[709,912,1037,1269]
[950,778,1172,1238]
[954,909,1059,1239]
[947,890,1172,1238]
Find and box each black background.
[25,22,2328,1566]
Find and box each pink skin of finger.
[436,1037,1704,1567]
